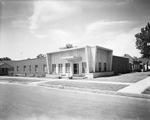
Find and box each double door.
[73,63,79,75]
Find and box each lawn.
[142,87,150,95]
[91,72,150,83]
[0,78,42,84]
[41,81,128,91]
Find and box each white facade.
[46,46,113,78]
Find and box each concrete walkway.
[118,77,150,94]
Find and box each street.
[0,84,150,120]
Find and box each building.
[2,45,145,78]
[112,56,131,75]
[1,57,47,77]
[0,62,14,76]
[123,54,142,72]
[46,46,114,78]
[138,58,150,71]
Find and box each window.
[58,64,63,73]
[99,62,101,72]
[82,62,87,73]
[29,65,31,72]
[35,65,38,72]
[104,63,107,72]
[65,63,70,73]
[23,66,26,72]
[52,64,56,73]
[17,66,19,71]
[43,64,47,72]
[2,68,4,73]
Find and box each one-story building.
[46,45,114,78]
[2,45,146,78]
[1,57,47,77]
[0,62,14,76]
[112,56,131,75]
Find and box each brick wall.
[112,56,131,75]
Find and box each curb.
[39,84,150,100]
[1,80,150,100]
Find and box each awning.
[61,56,82,62]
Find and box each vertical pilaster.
[93,46,97,73]
[108,51,113,71]
[85,46,90,73]
[70,62,73,77]
[46,54,50,74]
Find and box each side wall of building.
[12,58,47,77]
[95,47,112,72]
[112,56,130,75]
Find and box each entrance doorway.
[73,63,79,75]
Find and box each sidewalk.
[118,77,150,94]
[0,76,132,85]
[0,76,150,99]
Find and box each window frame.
[29,65,31,72]
[17,66,19,71]
[99,62,101,72]
[104,63,107,72]
[43,64,47,72]
[23,66,26,72]
[35,65,38,73]
[58,63,63,73]
[52,64,56,73]
[65,63,70,73]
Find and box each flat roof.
[96,45,113,52]
[47,45,112,54]
[13,57,46,62]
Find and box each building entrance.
[73,63,79,75]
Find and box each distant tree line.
[36,54,45,58]
[0,57,11,61]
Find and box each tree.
[59,44,76,50]
[135,22,150,59]
[135,22,150,71]
[0,57,11,61]
[37,54,45,58]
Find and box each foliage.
[37,54,45,58]
[59,44,76,50]
[135,22,150,59]
[0,57,11,61]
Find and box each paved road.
[0,84,150,120]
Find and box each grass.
[142,87,150,95]
[0,78,42,84]
[91,72,150,83]
[41,81,128,91]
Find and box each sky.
[0,0,150,60]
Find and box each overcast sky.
[0,0,150,60]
